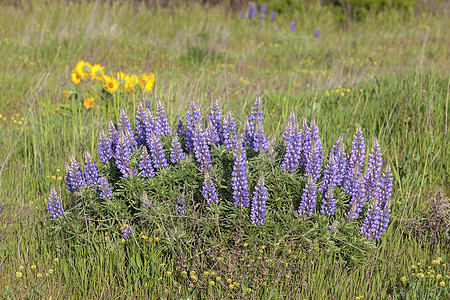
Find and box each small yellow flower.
[216,276,221,281]
[71,71,81,85]
[411,265,416,269]
[52,175,56,180]
[437,274,442,279]
[166,271,172,276]
[189,283,194,288]
[401,276,406,282]
[209,281,215,286]
[440,281,445,287]
[121,238,125,243]
[48,269,53,274]
[233,282,240,287]
[190,270,195,275]
[154,237,160,242]
[182,271,187,275]
[63,91,70,98]
[274,243,280,247]
[286,274,291,279]
[211,271,216,276]
[340,92,345,97]
[190,275,197,281]
[217,257,223,261]
[227,278,232,283]
[258,249,263,254]
[204,271,209,276]
[261,245,266,250]
[141,73,156,92]
[58,176,62,181]
[16,272,22,278]
[37,273,43,278]
[19,266,24,271]
[243,242,248,247]
[83,97,95,110]
[104,76,119,94]
[90,64,104,82]
[75,61,91,78]
[56,169,61,172]
[159,263,165,267]
[229,284,234,289]
[31,265,36,270]
[288,249,292,254]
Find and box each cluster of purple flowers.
[47,184,64,219]
[121,225,134,239]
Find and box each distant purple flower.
[83,151,99,186]
[121,225,134,239]
[222,109,237,149]
[364,138,383,202]
[175,195,187,215]
[149,133,168,169]
[98,128,113,163]
[143,97,152,109]
[261,3,268,15]
[186,102,202,151]
[248,3,257,19]
[108,119,119,153]
[250,95,264,125]
[298,174,317,217]
[209,98,223,143]
[281,110,300,172]
[144,109,160,146]
[375,200,391,239]
[139,147,155,178]
[274,27,279,33]
[141,190,151,208]
[65,154,85,192]
[270,10,276,23]
[319,153,339,194]
[360,199,382,238]
[248,95,266,150]
[314,28,321,38]
[320,184,336,216]
[290,21,296,31]
[328,134,347,186]
[192,121,212,171]
[170,135,185,164]
[252,119,268,152]
[202,171,218,204]
[379,163,393,207]
[115,129,133,178]
[135,102,147,146]
[242,117,253,149]
[98,177,113,200]
[118,107,136,149]
[48,184,64,219]
[346,173,366,220]
[176,116,186,141]
[344,124,365,196]
[156,98,171,135]
[251,172,268,225]
[304,118,323,181]
[231,138,250,207]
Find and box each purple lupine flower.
[249,95,264,125]
[281,111,300,172]
[320,184,336,216]
[206,119,220,146]
[139,147,155,178]
[360,198,382,238]
[314,28,321,38]
[375,200,391,239]
[121,225,134,239]
[156,98,171,135]
[108,119,119,153]
[274,27,279,33]
[124,126,137,150]
[175,194,187,215]
[261,3,268,15]
[192,121,212,171]
[208,98,223,144]
[267,135,277,161]
[251,172,268,225]
[248,3,257,19]
[298,174,317,217]
[290,21,296,31]
[299,118,310,167]
[328,134,347,186]
[248,95,265,150]
[98,177,113,200]
[380,163,393,207]
[329,220,338,232]
[65,154,85,192]
[346,172,366,220]
[170,135,185,164]
[222,109,237,149]
[144,108,159,147]
[135,101,147,146]
[344,124,365,196]
[149,133,168,169]
[252,119,269,152]
[98,128,113,163]
[202,171,218,204]
[83,151,99,186]
[231,138,250,207]
[364,138,383,202]
[270,10,276,23]
[115,129,133,178]
[319,153,339,194]
[242,117,253,149]
[176,116,186,140]
[143,97,152,109]
[48,184,64,219]
[186,102,202,151]
[141,190,151,208]
[305,142,322,182]
[118,106,134,143]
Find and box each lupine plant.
[47,95,394,266]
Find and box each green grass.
[0,0,449,299]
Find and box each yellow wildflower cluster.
[325,86,351,97]
[406,257,448,290]
[70,60,156,94]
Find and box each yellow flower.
[216,276,221,281]
[229,284,234,289]
[211,271,216,276]
[31,265,36,270]
[437,274,442,279]
[141,73,156,92]
[83,97,95,110]
[243,242,248,247]
[340,92,345,97]
[166,271,172,276]
[233,282,240,287]
[90,64,104,82]
[75,61,91,78]
[227,278,232,283]
[440,281,445,287]
[247,288,252,293]
[63,91,70,98]
[209,281,215,286]
[261,245,266,250]
[121,238,125,243]
[115,71,127,82]
[16,272,22,278]
[52,175,56,180]
[286,274,291,279]
[401,276,406,282]
[19,266,24,271]
[190,275,197,281]
[182,271,187,275]
[71,71,81,85]
[37,273,43,278]
[104,76,119,93]
[48,269,54,274]
[411,265,416,269]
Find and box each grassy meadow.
[0,0,449,298]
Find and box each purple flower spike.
[139,147,155,178]
[250,95,264,125]
[98,128,113,163]
[186,102,202,151]
[192,121,212,171]
[156,98,171,135]
[83,151,99,187]
[344,124,365,196]
[314,28,321,38]
[261,3,268,15]
[364,138,383,202]
[298,174,317,217]
[375,200,391,238]
[176,116,186,140]
[98,177,113,200]
[305,141,323,182]
[290,21,296,32]
[149,133,168,169]
[231,138,250,207]
[320,184,336,216]
[222,109,237,149]
[319,153,339,194]
[360,198,382,238]
[65,153,85,192]
[206,119,220,146]
[202,171,218,204]
[135,101,147,147]
[299,118,310,167]
[281,110,300,172]
[115,129,133,178]
[328,134,347,186]
[271,10,276,23]
[242,117,253,149]
[251,172,268,225]
[121,225,134,239]
[380,163,393,207]
[208,98,223,144]
[48,184,64,219]
[248,3,257,19]
[118,107,135,147]
[346,172,366,220]
[175,194,186,215]
[170,135,185,164]
[248,95,265,150]
[274,27,279,33]
[108,119,119,153]
[252,119,269,152]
